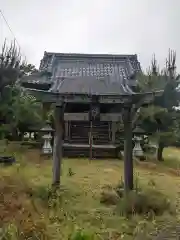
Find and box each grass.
[162,147,180,168]
[136,147,180,176]
[0,144,180,239]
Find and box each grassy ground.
[0,144,180,239]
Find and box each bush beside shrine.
[100,181,174,218]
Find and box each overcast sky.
[0,0,179,71]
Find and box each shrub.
[31,185,52,201]
[117,188,173,217]
[18,219,49,240]
[100,190,120,205]
[100,184,120,205]
[0,220,49,240]
[115,176,140,198]
[30,185,63,210]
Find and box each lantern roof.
[133,126,145,134]
[40,124,53,132]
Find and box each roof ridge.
[43,51,137,59]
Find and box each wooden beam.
[122,106,133,192]
[63,113,122,121]
[64,121,69,141]
[64,113,89,121]
[100,113,122,122]
[52,105,64,186]
[111,122,116,143]
[89,120,93,160]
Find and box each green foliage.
[69,229,95,240]
[0,224,18,240]
[0,40,22,93]
[137,51,180,159]
[14,89,43,133]
[31,185,52,201]
[0,86,43,139]
[20,63,38,76]
[0,40,43,139]
[68,167,75,176]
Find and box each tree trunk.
[157,142,164,161]
[12,128,18,141]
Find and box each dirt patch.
[22,149,44,163]
[166,168,180,177]
[0,175,48,238]
[0,176,31,223]
[135,160,158,171]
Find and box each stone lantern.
[133,126,145,158]
[24,132,30,141]
[41,124,54,155]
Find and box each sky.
[0,0,180,71]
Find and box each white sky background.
[0,0,180,71]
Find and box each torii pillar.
[122,105,133,192]
[52,104,64,186]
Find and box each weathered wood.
[68,121,71,140]
[111,122,116,143]
[52,105,64,186]
[64,121,69,140]
[89,121,93,160]
[64,113,122,121]
[64,113,89,121]
[63,95,91,103]
[108,122,111,141]
[99,95,130,104]
[123,106,133,192]
[100,113,122,122]
[89,99,100,159]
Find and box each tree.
[20,63,38,76]
[0,40,22,94]
[13,88,43,138]
[137,50,180,161]
[0,40,42,139]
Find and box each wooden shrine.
[21,52,162,190]
[22,52,142,157]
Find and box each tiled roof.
[40,52,141,87]
[49,76,134,95]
